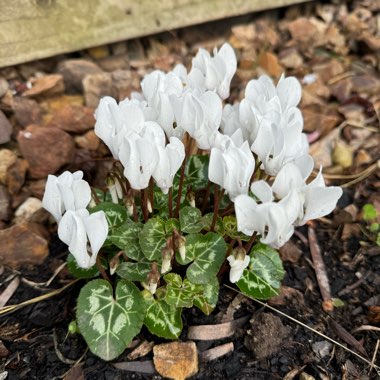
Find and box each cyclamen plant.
[42,43,342,361]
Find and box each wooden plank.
[0,0,311,68]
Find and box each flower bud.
[186,191,196,208]
[124,196,134,216]
[161,246,174,274]
[106,175,123,204]
[175,235,186,261]
[227,247,250,283]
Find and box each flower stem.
[244,232,257,254]
[168,187,173,218]
[210,185,224,232]
[96,254,111,284]
[201,180,212,214]
[141,189,149,222]
[174,156,187,218]
[149,178,154,211]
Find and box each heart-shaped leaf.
[77,279,145,361]
[200,213,224,234]
[179,206,203,234]
[109,220,143,261]
[237,243,285,299]
[116,261,152,281]
[139,218,168,261]
[163,273,203,308]
[142,289,183,339]
[90,202,128,229]
[185,155,209,189]
[193,276,219,315]
[176,233,226,284]
[223,216,250,241]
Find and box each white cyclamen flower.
[209,139,255,200]
[272,162,343,226]
[227,249,250,283]
[42,171,91,222]
[119,122,164,190]
[152,137,185,194]
[58,209,108,269]
[141,70,185,139]
[173,90,222,150]
[190,43,237,99]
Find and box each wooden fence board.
[0,0,311,67]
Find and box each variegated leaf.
[179,206,203,234]
[193,276,219,315]
[139,218,168,261]
[116,261,151,281]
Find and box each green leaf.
[223,216,250,241]
[165,218,180,234]
[179,206,203,233]
[109,220,143,261]
[90,202,128,229]
[77,279,145,361]
[177,233,226,284]
[139,218,168,261]
[193,276,219,315]
[163,273,203,308]
[237,243,285,300]
[66,253,99,279]
[185,155,209,189]
[363,204,377,221]
[142,289,183,339]
[116,261,152,281]
[200,213,224,234]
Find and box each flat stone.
[6,158,28,194]
[153,342,198,380]
[14,197,47,224]
[278,48,303,69]
[0,222,49,268]
[0,110,12,144]
[47,104,95,133]
[0,185,11,221]
[58,59,103,93]
[74,130,100,150]
[0,149,17,185]
[17,125,75,179]
[82,72,113,108]
[12,97,43,127]
[288,17,318,44]
[23,74,65,99]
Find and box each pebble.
[82,72,113,108]
[23,74,65,99]
[17,125,75,179]
[74,130,100,150]
[0,222,49,268]
[46,104,95,133]
[12,97,43,127]
[153,341,198,380]
[14,197,47,224]
[0,110,12,144]
[6,158,28,194]
[57,59,103,93]
[0,149,17,185]
[0,185,11,221]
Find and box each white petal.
[42,175,64,222]
[72,179,92,210]
[250,180,273,203]
[277,76,302,110]
[208,148,224,187]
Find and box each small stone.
[57,59,103,93]
[98,54,130,72]
[244,313,290,360]
[0,185,11,221]
[313,59,345,83]
[0,110,12,144]
[351,75,380,95]
[279,241,302,263]
[17,125,75,179]
[87,46,110,59]
[330,79,352,103]
[6,158,28,194]
[288,17,318,44]
[153,342,198,380]
[23,74,65,99]
[0,149,17,185]
[278,48,304,69]
[74,130,100,151]
[12,97,43,127]
[112,70,139,101]
[83,72,113,108]
[47,104,95,133]
[28,179,47,199]
[258,52,283,78]
[0,77,9,98]
[332,141,353,169]
[0,222,49,268]
[14,197,47,224]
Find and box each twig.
[244,232,257,254]
[224,285,380,373]
[308,227,333,312]
[369,340,380,375]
